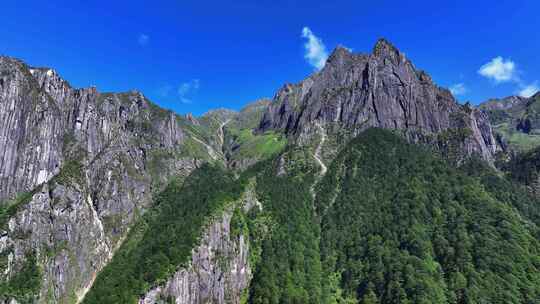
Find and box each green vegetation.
[147,98,172,121]
[176,115,216,145]
[50,159,84,186]
[83,164,247,304]
[431,105,476,162]
[0,251,42,303]
[0,191,36,230]
[177,136,213,160]
[0,247,10,272]
[230,206,249,241]
[226,128,287,161]
[483,108,511,125]
[461,157,540,237]
[481,94,540,152]
[245,148,323,304]
[233,99,270,130]
[503,145,540,198]
[493,123,540,152]
[316,128,540,303]
[70,127,540,304]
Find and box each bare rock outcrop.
[0,57,209,303]
[139,211,250,304]
[259,39,500,163]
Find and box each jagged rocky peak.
[372,38,407,64]
[258,38,499,162]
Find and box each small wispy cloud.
[301,27,328,70]
[449,83,467,96]
[138,34,149,46]
[178,79,200,104]
[478,56,517,83]
[156,80,201,104]
[518,82,539,98]
[156,85,173,97]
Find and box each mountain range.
[1,39,539,304]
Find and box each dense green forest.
[315,128,540,303]
[0,251,42,303]
[245,147,323,304]
[460,157,540,239]
[81,128,540,304]
[83,164,247,304]
[502,145,540,195]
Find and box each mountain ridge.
[258,39,500,164]
[479,92,540,152]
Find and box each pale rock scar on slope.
[313,122,327,176]
[189,118,231,162]
[217,118,231,151]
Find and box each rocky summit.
[259,39,499,163]
[1,39,540,304]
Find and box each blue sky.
[1,1,539,115]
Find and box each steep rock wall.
[259,40,500,162]
[0,57,209,303]
[139,211,250,304]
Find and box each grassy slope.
[227,128,286,160]
[224,99,287,165]
[483,94,540,152]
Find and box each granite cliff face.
[0,57,214,303]
[139,211,250,304]
[259,39,499,163]
[0,60,64,202]
[139,187,260,304]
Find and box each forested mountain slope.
[0,56,278,303]
[316,128,540,303]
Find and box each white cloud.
[478,56,538,97]
[157,85,173,97]
[138,34,149,46]
[177,79,200,104]
[449,83,467,96]
[518,82,539,98]
[478,56,516,83]
[301,27,328,70]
